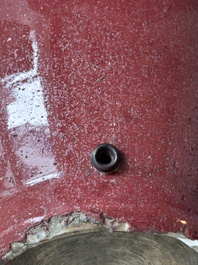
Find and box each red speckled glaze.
[0,0,198,257]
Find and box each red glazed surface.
[0,0,198,257]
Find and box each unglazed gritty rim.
[7,230,198,265]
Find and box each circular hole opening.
[96,150,113,165]
[91,143,120,173]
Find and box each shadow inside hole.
[96,150,113,165]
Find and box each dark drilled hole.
[96,150,113,165]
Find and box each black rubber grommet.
[91,143,120,173]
